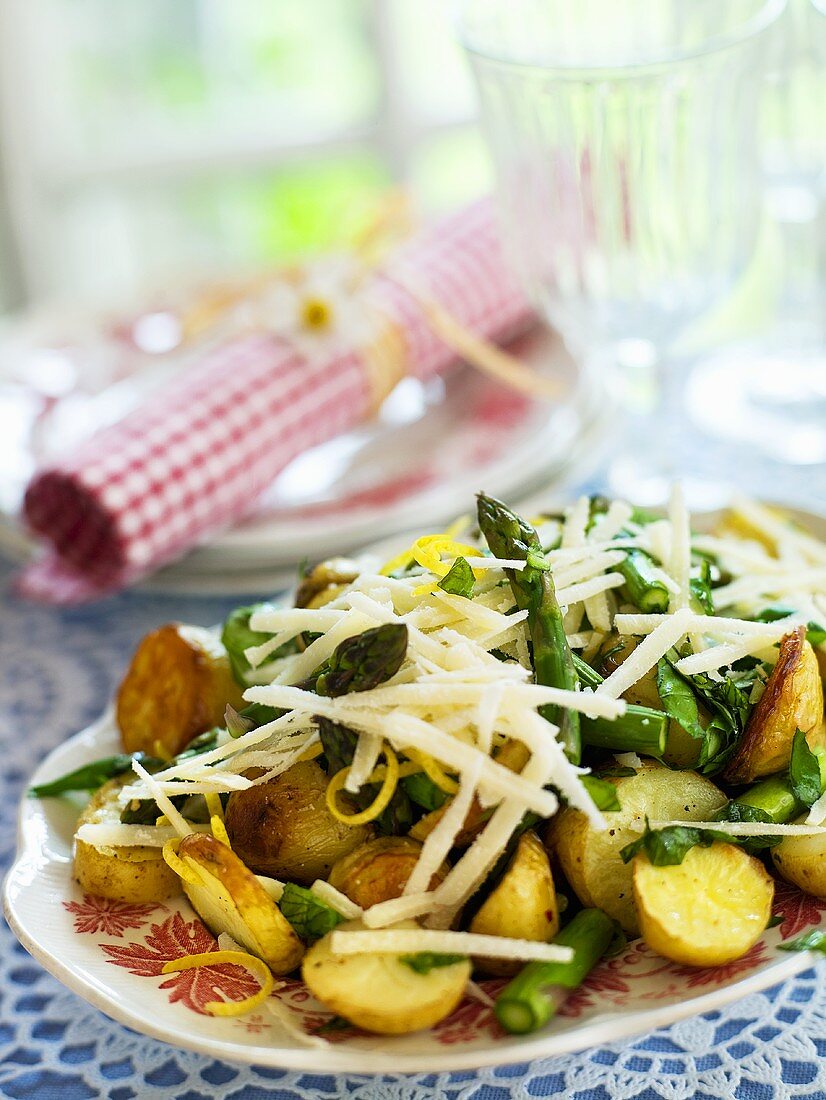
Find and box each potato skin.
[724,628,825,784]
[634,843,774,967]
[178,833,304,974]
[470,831,558,977]
[549,763,726,934]
[328,837,444,909]
[117,624,244,758]
[74,779,180,904]
[225,761,373,885]
[772,819,826,898]
[302,919,470,1035]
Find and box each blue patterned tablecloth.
[3,447,826,1100]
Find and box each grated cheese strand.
[668,482,691,613]
[404,757,483,898]
[596,608,695,699]
[329,929,574,964]
[131,758,192,837]
[650,820,826,836]
[310,880,364,919]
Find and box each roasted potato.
[177,833,304,974]
[724,628,825,784]
[117,624,244,758]
[302,919,471,1034]
[550,762,727,934]
[295,558,359,610]
[634,842,774,966]
[772,815,826,898]
[328,837,445,908]
[469,831,558,976]
[74,778,180,904]
[224,760,373,885]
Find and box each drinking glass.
[455,0,787,502]
[685,0,826,469]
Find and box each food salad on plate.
[31,491,826,1038]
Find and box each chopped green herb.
[620,821,737,866]
[399,952,467,974]
[29,753,159,798]
[581,775,622,812]
[778,929,826,953]
[789,729,821,808]
[278,883,345,943]
[402,772,448,812]
[437,556,476,599]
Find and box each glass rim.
[454,0,787,76]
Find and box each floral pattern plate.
[5,709,824,1074]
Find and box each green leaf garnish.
[437,557,476,599]
[581,775,622,812]
[402,772,448,811]
[656,659,705,742]
[399,952,467,974]
[789,729,821,808]
[221,604,279,684]
[29,753,157,798]
[278,883,345,943]
[778,929,826,953]
[620,821,736,866]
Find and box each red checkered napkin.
[19,199,532,603]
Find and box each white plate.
[6,501,826,1072]
[4,710,821,1073]
[0,320,606,589]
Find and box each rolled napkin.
[20,199,533,603]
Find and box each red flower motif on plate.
[63,894,159,937]
[433,991,506,1046]
[772,881,826,940]
[668,941,770,988]
[102,912,261,1015]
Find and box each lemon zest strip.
[205,792,224,821]
[405,748,459,794]
[210,814,232,849]
[162,839,200,886]
[326,747,400,825]
[161,950,274,1017]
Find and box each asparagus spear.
[495,909,616,1034]
[618,548,670,613]
[580,709,668,757]
[477,494,581,763]
[315,623,408,697]
[572,655,668,756]
[718,752,826,825]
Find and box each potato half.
[177,833,304,974]
[634,842,774,967]
[302,919,470,1034]
[225,760,373,885]
[724,628,825,784]
[116,624,244,758]
[470,831,559,977]
[550,763,727,934]
[772,816,826,898]
[74,778,180,904]
[328,837,445,909]
[295,559,359,610]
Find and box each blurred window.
[0,0,492,305]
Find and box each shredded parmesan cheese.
[329,928,574,964]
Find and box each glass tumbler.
[455,0,787,502]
